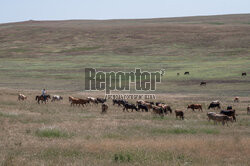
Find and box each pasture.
[0,14,250,165]
[0,90,249,165]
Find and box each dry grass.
[0,14,250,165]
[0,89,249,165]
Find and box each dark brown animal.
[175,110,184,120]
[101,103,108,113]
[220,110,237,122]
[200,81,206,86]
[242,72,247,76]
[234,97,239,102]
[208,101,221,109]
[247,106,250,115]
[123,103,137,112]
[161,105,172,114]
[152,106,164,116]
[187,104,202,112]
[36,95,50,104]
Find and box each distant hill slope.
[0,14,249,92]
[0,14,249,58]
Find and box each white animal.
[51,95,63,102]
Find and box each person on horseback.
[42,89,47,100]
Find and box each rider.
[42,89,46,99]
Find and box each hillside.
[0,14,249,94]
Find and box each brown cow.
[175,110,184,120]
[152,106,164,116]
[234,97,239,103]
[187,104,203,112]
[144,103,154,110]
[247,106,250,115]
[69,96,87,107]
[101,103,108,114]
[18,94,27,101]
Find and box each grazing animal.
[247,106,250,115]
[152,106,164,116]
[101,103,108,113]
[227,106,233,110]
[113,99,120,106]
[88,97,98,105]
[144,103,154,110]
[234,97,239,102]
[35,95,50,104]
[200,81,206,86]
[177,73,180,76]
[113,100,128,107]
[207,112,217,121]
[220,110,237,122]
[18,94,27,101]
[138,104,148,112]
[156,102,165,106]
[184,72,190,75]
[208,101,221,109]
[51,95,63,102]
[175,110,184,120]
[78,99,90,107]
[187,104,203,112]
[97,98,106,104]
[145,101,154,105]
[123,103,138,112]
[136,100,146,106]
[207,113,232,126]
[161,105,172,114]
[69,96,80,106]
[242,72,247,76]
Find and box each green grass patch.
[113,152,132,163]
[151,128,168,134]
[0,112,19,119]
[167,128,197,134]
[35,128,71,138]
[207,22,224,25]
[60,46,100,53]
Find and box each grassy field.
[0,14,250,165]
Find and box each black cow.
[242,72,247,76]
[220,110,236,122]
[208,102,221,109]
[138,104,148,112]
[200,81,206,86]
[184,72,190,75]
[123,103,138,112]
[97,98,106,104]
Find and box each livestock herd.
[17,93,250,126]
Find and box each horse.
[101,103,109,114]
[200,81,206,86]
[51,95,63,102]
[36,95,51,104]
[18,94,27,101]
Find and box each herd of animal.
[17,93,250,126]
[176,72,247,86]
